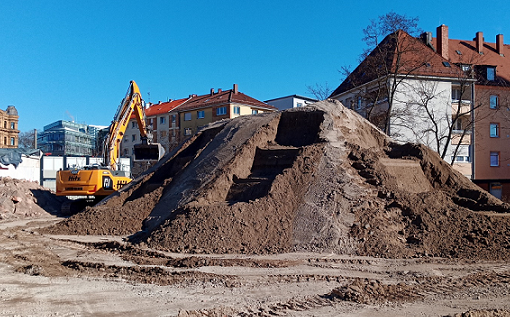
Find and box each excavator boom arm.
[104,81,152,170]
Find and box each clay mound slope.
[0,177,66,219]
[45,101,510,260]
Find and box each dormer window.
[487,67,496,81]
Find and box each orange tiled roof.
[432,32,510,84]
[145,98,189,116]
[177,87,276,112]
[331,30,467,97]
[130,98,189,119]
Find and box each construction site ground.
[0,215,509,316]
[3,101,510,316]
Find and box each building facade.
[265,95,318,111]
[0,106,19,148]
[37,120,102,156]
[179,84,277,139]
[121,98,188,157]
[330,25,510,202]
[429,26,510,201]
[122,84,277,157]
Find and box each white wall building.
[265,95,318,111]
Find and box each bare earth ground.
[3,102,510,316]
[1,216,510,316]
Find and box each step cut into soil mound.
[45,101,510,260]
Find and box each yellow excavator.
[56,81,164,214]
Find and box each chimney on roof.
[218,88,222,93]
[497,34,504,55]
[475,31,484,54]
[421,32,436,51]
[233,84,238,94]
[210,88,215,95]
[437,25,449,60]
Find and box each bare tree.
[18,130,37,149]
[306,82,333,100]
[393,47,501,165]
[361,11,421,58]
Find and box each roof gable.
[178,88,276,112]
[331,30,466,97]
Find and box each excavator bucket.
[133,143,165,161]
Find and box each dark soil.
[42,101,510,261]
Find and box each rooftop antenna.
[147,91,151,103]
[65,110,75,122]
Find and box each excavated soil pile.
[0,177,66,219]
[45,100,510,260]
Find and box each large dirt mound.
[45,101,510,260]
[0,177,66,219]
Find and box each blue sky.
[2,0,510,132]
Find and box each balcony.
[451,100,471,116]
[451,131,471,145]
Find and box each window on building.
[297,102,303,107]
[197,110,205,119]
[252,109,258,115]
[3,121,6,129]
[452,155,471,163]
[356,96,362,110]
[10,122,15,129]
[452,88,461,101]
[233,106,240,115]
[172,114,176,123]
[490,123,500,137]
[131,121,137,128]
[216,107,227,116]
[487,67,496,81]
[453,118,464,131]
[184,113,192,121]
[490,152,500,167]
[160,117,166,124]
[132,134,136,142]
[184,128,192,136]
[490,182,503,199]
[490,95,499,109]
[10,137,14,146]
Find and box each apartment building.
[123,84,276,157]
[330,25,510,202]
[178,84,277,139]
[429,26,510,200]
[121,98,188,157]
[265,95,318,111]
[0,106,19,148]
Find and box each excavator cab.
[133,143,165,161]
